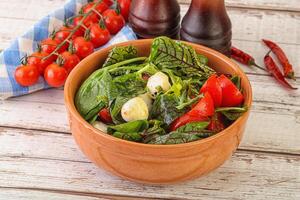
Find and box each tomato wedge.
[98,108,113,123]
[170,92,214,131]
[200,74,222,108]
[218,75,244,107]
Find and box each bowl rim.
[64,39,253,149]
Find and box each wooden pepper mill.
[180,0,232,56]
[128,0,181,39]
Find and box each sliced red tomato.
[170,92,214,131]
[27,51,54,75]
[208,113,225,132]
[200,74,222,108]
[218,74,244,107]
[98,108,113,123]
[188,92,215,117]
[170,114,208,132]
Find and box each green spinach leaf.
[147,121,212,144]
[103,46,138,68]
[149,36,214,79]
[108,120,149,142]
[75,70,117,121]
[216,106,248,121]
[113,73,146,97]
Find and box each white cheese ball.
[121,97,149,122]
[138,93,153,111]
[92,121,108,133]
[147,72,171,96]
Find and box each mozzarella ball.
[121,97,149,122]
[138,93,153,111]
[92,121,108,133]
[147,72,171,96]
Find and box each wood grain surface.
[0,0,299,199]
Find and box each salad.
[75,37,247,144]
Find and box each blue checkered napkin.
[0,0,137,100]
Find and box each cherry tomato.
[117,0,131,21]
[55,25,83,42]
[98,108,113,123]
[102,0,114,7]
[60,51,80,74]
[40,37,66,60]
[188,92,215,117]
[102,9,125,34]
[27,51,54,75]
[170,92,214,131]
[200,74,222,108]
[15,64,39,87]
[73,37,94,60]
[90,23,111,48]
[208,113,225,132]
[73,14,98,34]
[44,63,68,87]
[218,74,244,107]
[83,2,109,16]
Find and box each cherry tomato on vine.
[117,0,131,21]
[40,37,66,60]
[200,74,222,108]
[73,36,94,60]
[100,0,113,7]
[98,108,113,123]
[44,63,68,87]
[55,25,83,42]
[218,75,244,107]
[60,51,80,74]
[73,14,98,34]
[27,51,54,75]
[83,2,109,17]
[14,64,39,87]
[90,22,111,48]
[102,9,125,34]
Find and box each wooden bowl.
[64,39,252,184]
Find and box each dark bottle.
[180,0,232,56]
[129,0,181,39]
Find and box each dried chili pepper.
[264,51,297,90]
[231,46,266,71]
[262,39,295,80]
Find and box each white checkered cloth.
[0,0,137,100]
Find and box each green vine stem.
[42,0,104,61]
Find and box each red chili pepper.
[264,52,297,90]
[231,46,266,71]
[262,39,295,80]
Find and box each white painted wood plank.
[0,152,299,200]
[179,0,300,12]
[0,188,101,200]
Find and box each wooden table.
[0,0,299,199]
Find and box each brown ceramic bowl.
[64,39,252,184]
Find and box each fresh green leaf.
[149,36,214,79]
[103,46,138,68]
[75,70,117,121]
[216,106,248,121]
[150,93,186,125]
[113,73,146,97]
[147,122,212,144]
[109,97,129,124]
[231,76,241,90]
[108,120,149,142]
[197,54,209,65]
